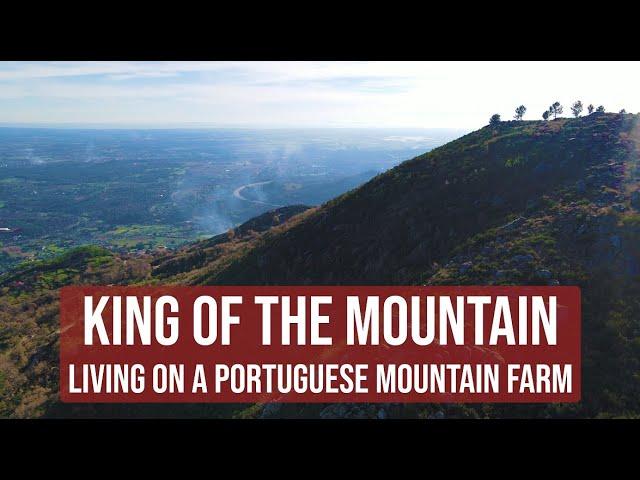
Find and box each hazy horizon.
[1,61,639,130]
[0,122,467,131]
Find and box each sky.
[0,61,639,130]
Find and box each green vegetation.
[571,100,584,117]
[102,224,195,249]
[621,213,640,227]
[548,101,564,119]
[0,177,20,185]
[0,243,154,417]
[504,155,526,168]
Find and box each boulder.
[500,217,526,231]
[536,269,552,279]
[459,261,473,274]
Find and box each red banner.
[60,286,580,403]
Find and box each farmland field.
[0,127,462,271]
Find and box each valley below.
[0,127,460,272]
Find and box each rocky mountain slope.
[2,113,640,418]
[185,112,640,419]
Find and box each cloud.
[0,62,224,80]
[0,61,638,128]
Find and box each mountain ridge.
[174,113,638,288]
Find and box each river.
[232,181,282,207]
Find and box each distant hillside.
[151,205,311,279]
[3,113,640,419]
